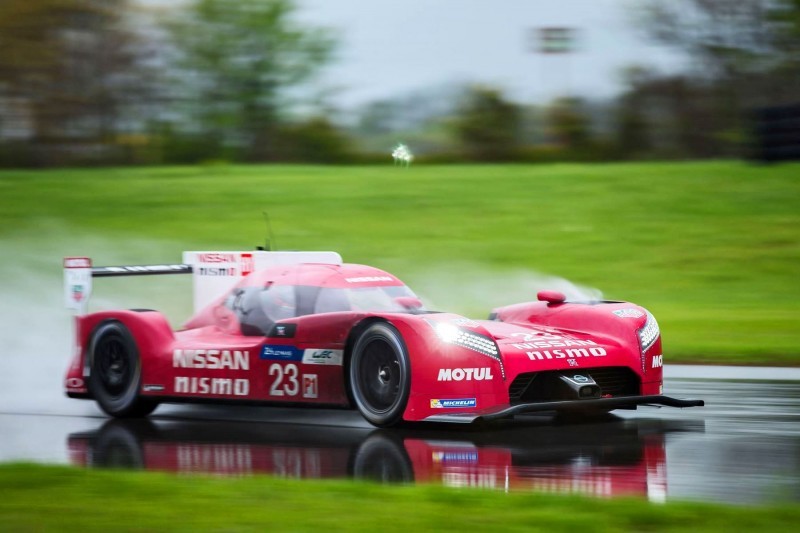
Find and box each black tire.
[348,323,411,427]
[88,322,158,418]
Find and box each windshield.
[227,283,424,336]
[314,286,421,314]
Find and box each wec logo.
[301,348,343,365]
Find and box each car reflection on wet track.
[67,416,703,501]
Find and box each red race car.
[63,251,702,427]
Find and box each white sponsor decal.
[510,331,564,342]
[64,257,92,312]
[268,364,319,399]
[173,349,250,370]
[302,349,343,366]
[652,354,663,368]
[344,276,394,283]
[64,257,92,269]
[174,377,249,396]
[526,347,607,360]
[269,363,299,397]
[196,253,239,263]
[195,252,254,277]
[512,339,598,350]
[613,308,645,319]
[196,267,238,276]
[303,374,318,398]
[431,398,477,408]
[142,384,164,392]
[437,368,494,381]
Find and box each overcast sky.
[295,0,686,108]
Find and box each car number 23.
[269,363,300,397]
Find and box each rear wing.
[64,251,342,315]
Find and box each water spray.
[392,144,414,166]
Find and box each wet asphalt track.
[0,365,798,505]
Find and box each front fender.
[390,315,509,422]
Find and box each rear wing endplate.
[63,257,192,315]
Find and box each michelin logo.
[302,349,344,366]
[432,451,479,464]
[430,398,477,409]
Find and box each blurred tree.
[634,0,800,157]
[166,0,336,161]
[349,84,467,158]
[615,67,652,158]
[279,116,352,163]
[454,87,521,161]
[545,97,591,151]
[357,101,399,138]
[0,0,155,166]
[639,0,800,105]
[621,74,727,158]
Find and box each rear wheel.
[349,323,410,427]
[88,322,157,418]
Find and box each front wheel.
[351,433,414,483]
[88,322,158,418]
[348,323,411,427]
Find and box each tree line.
[0,0,798,167]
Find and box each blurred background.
[1,0,799,167]
[1,5,799,517]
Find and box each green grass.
[0,464,797,532]
[1,161,798,364]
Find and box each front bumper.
[422,395,704,424]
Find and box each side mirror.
[395,296,424,310]
[537,290,566,304]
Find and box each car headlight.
[433,322,499,358]
[637,310,660,352]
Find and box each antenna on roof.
[260,211,275,251]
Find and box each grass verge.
[0,464,797,532]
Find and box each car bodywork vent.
[508,367,641,405]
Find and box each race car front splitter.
[422,395,705,424]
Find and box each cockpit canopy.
[217,263,423,336]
